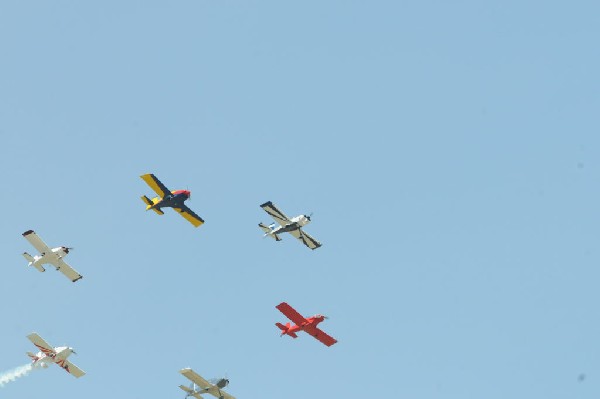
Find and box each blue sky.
[1,1,600,398]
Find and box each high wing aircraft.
[26,332,85,378]
[21,230,82,282]
[258,201,322,250]
[140,173,205,227]
[179,368,235,399]
[275,302,337,347]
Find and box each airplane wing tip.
[22,230,34,236]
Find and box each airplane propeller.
[306,212,313,221]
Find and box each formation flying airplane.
[140,173,205,227]
[258,201,322,250]
[179,368,235,399]
[275,302,337,347]
[21,230,82,282]
[26,332,85,378]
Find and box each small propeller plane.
[21,230,82,282]
[140,173,205,227]
[258,201,322,250]
[26,332,85,378]
[275,302,337,347]
[179,368,235,399]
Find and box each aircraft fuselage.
[151,190,190,210]
[273,222,301,234]
[271,215,311,234]
[284,315,325,335]
[31,346,74,367]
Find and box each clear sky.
[1,1,599,398]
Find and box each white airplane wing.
[289,228,322,250]
[27,332,56,356]
[22,230,51,254]
[180,368,211,389]
[260,201,291,226]
[51,258,83,282]
[57,359,86,378]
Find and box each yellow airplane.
[140,174,205,227]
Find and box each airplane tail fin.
[22,253,45,272]
[276,322,297,338]
[179,384,203,398]
[259,223,281,241]
[27,352,39,362]
[141,196,164,215]
[141,195,154,208]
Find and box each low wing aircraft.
[26,332,85,378]
[179,368,235,399]
[140,173,205,227]
[275,302,337,347]
[22,230,82,282]
[258,201,322,250]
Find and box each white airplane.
[26,332,85,378]
[258,201,322,250]
[21,230,82,282]
[179,368,235,399]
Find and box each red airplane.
[275,302,337,347]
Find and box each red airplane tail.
[276,322,298,338]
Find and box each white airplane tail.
[179,383,204,398]
[22,253,45,272]
[258,223,281,241]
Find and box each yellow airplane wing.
[140,174,171,198]
[173,205,205,227]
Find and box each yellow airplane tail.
[141,195,153,207]
[141,196,164,215]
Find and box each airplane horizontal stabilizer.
[179,384,194,394]
[22,252,34,263]
[259,223,281,241]
[141,195,154,206]
[180,385,204,399]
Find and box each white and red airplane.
[26,332,85,378]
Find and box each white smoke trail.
[0,363,34,387]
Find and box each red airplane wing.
[276,302,308,326]
[305,326,337,347]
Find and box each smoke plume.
[0,363,34,387]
